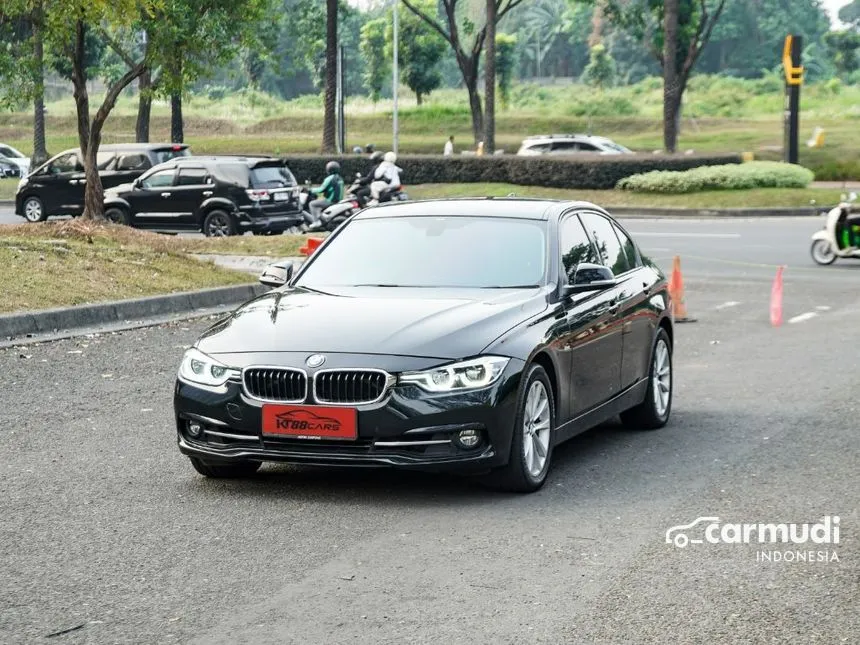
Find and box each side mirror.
[562,263,616,296]
[259,260,293,288]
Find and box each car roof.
[168,155,279,166]
[353,198,611,221]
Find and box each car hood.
[196,286,549,360]
[106,182,135,196]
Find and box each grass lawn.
[409,184,844,208]
[0,220,256,313]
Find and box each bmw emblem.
[306,354,326,368]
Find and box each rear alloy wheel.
[810,239,837,265]
[23,196,46,223]
[486,364,555,493]
[620,328,672,430]
[188,457,261,479]
[105,207,131,226]
[203,209,237,237]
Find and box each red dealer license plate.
[261,405,357,440]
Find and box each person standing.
[444,136,454,156]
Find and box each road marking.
[715,301,741,310]
[629,232,742,239]
[816,305,831,311]
[788,312,818,324]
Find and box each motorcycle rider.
[308,161,344,221]
[369,151,401,205]
[354,151,384,204]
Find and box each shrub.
[282,154,742,190]
[616,161,815,193]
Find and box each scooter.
[810,192,860,265]
[307,173,408,233]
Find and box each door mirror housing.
[561,263,616,296]
[259,260,294,288]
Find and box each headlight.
[399,356,510,392]
[178,348,239,387]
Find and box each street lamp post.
[392,0,399,154]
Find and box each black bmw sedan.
[174,198,674,492]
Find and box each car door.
[578,212,649,391]
[34,152,83,214]
[130,168,178,227]
[557,213,624,419]
[171,167,213,228]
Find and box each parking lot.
[1,215,858,643]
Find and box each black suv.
[15,143,191,222]
[103,156,303,236]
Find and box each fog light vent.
[455,429,481,449]
[187,420,203,438]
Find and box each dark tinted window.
[152,147,190,165]
[141,169,175,189]
[580,212,629,275]
[612,223,639,269]
[296,217,547,289]
[550,141,578,153]
[117,154,151,171]
[0,145,22,158]
[49,152,82,174]
[577,143,600,152]
[251,164,296,188]
[214,163,252,187]
[177,168,209,186]
[559,215,598,281]
[523,143,550,153]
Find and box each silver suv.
[516,134,633,156]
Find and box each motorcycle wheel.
[327,216,348,232]
[810,239,837,265]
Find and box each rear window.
[151,147,190,165]
[213,163,252,187]
[250,164,296,188]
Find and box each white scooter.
[810,192,860,265]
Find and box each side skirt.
[553,378,649,445]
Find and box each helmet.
[365,143,375,153]
[370,151,384,162]
[325,161,341,175]
[352,146,362,154]
[384,151,397,164]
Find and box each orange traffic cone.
[770,265,784,327]
[299,237,324,256]
[669,255,696,323]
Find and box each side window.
[577,143,600,152]
[612,223,640,269]
[176,168,209,186]
[117,154,151,171]
[97,152,116,170]
[550,141,578,154]
[559,215,598,282]
[580,212,630,276]
[140,169,176,189]
[49,153,81,174]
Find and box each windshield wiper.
[482,285,541,289]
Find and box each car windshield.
[0,146,22,158]
[295,216,547,289]
[152,147,190,164]
[251,164,296,188]
[601,141,631,153]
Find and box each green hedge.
[617,161,815,193]
[282,153,743,190]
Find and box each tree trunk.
[171,92,184,143]
[31,1,48,165]
[136,67,152,143]
[416,92,423,106]
[484,0,496,154]
[321,0,338,153]
[662,0,680,153]
[466,77,484,144]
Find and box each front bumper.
[174,358,524,472]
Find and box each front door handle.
[161,192,171,198]
[608,300,621,315]
[202,191,213,197]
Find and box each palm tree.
[321,0,337,153]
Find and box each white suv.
[516,134,633,156]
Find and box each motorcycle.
[810,192,860,265]
[307,172,408,233]
[282,180,314,235]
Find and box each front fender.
[811,230,829,242]
[104,196,131,211]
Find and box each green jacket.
[315,174,344,202]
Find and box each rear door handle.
[161,192,171,198]
[202,191,213,197]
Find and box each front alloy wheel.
[23,196,46,223]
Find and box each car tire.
[202,209,237,237]
[188,456,261,478]
[485,364,555,493]
[22,196,47,223]
[105,207,131,226]
[620,328,673,430]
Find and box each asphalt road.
[1,217,859,643]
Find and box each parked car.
[516,134,633,156]
[15,143,190,222]
[173,198,674,492]
[0,156,21,178]
[0,143,30,176]
[104,155,304,236]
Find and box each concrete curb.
[0,283,268,342]
[609,206,821,218]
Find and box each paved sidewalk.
[192,254,306,275]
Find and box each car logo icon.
[306,354,326,368]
